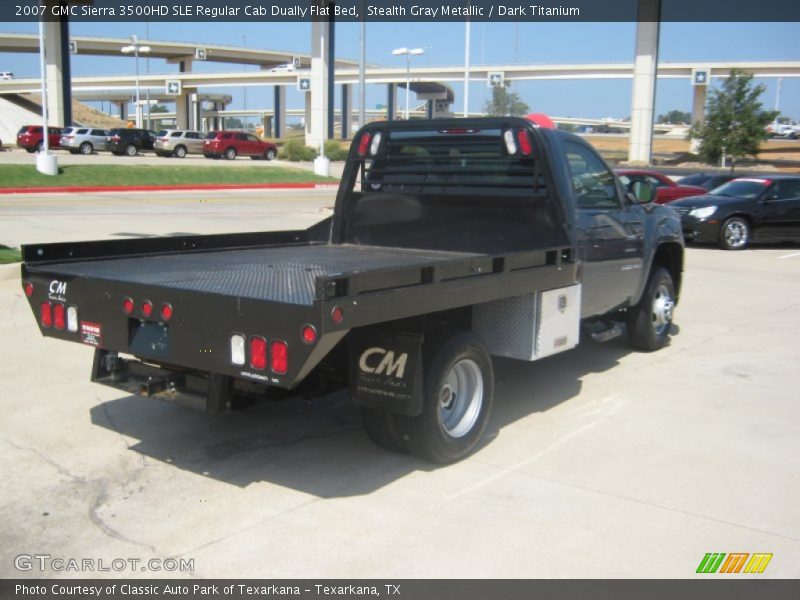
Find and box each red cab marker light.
[301,324,317,345]
[517,129,533,155]
[53,303,66,330]
[331,306,344,324]
[40,301,53,328]
[357,132,372,156]
[24,282,34,297]
[122,297,134,315]
[271,340,288,375]
[141,300,154,318]
[250,336,267,370]
[160,303,173,321]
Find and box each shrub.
[278,139,318,161]
[323,140,349,161]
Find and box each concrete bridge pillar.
[627,0,661,165]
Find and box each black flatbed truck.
[21,118,684,463]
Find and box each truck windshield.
[343,126,566,254]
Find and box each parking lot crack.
[0,438,87,484]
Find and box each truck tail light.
[271,340,288,374]
[24,281,34,297]
[53,303,66,330]
[122,297,134,315]
[503,129,517,155]
[357,132,372,156]
[66,306,79,332]
[160,303,173,321]
[517,129,533,155]
[301,324,317,345]
[141,300,153,318]
[250,336,267,370]
[40,301,53,328]
[230,334,246,366]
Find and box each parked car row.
[16,125,278,161]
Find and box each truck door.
[563,140,644,317]
[758,179,800,241]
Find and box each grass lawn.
[0,245,22,264]
[0,164,337,188]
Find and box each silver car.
[60,127,110,155]
[154,130,205,158]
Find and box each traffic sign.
[292,56,301,69]
[165,80,182,96]
[68,41,78,54]
[692,68,709,86]
[297,77,311,91]
[488,71,505,88]
[195,48,207,61]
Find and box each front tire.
[627,267,676,351]
[265,148,276,161]
[396,333,493,463]
[718,216,750,250]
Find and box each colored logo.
[696,553,772,574]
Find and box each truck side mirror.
[627,180,657,204]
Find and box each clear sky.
[1,20,798,123]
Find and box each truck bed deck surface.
[30,243,480,305]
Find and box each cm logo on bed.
[359,347,408,379]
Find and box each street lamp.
[121,35,151,128]
[392,47,425,120]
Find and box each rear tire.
[173,145,187,158]
[79,142,93,155]
[718,216,750,250]
[627,267,676,351]
[124,144,137,157]
[395,332,493,464]
[224,147,237,160]
[360,407,407,454]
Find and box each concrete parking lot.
[1,191,798,578]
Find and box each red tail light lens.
[250,336,267,370]
[122,297,134,315]
[301,324,317,345]
[271,340,288,374]
[141,300,153,318]
[40,301,53,328]
[160,303,173,321]
[53,303,66,330]
[357,132,372,156]
[24,281,34,297]
[517,129,533,155]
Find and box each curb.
[0,182,340,195]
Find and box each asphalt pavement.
[0,191,798,578]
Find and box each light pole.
[392,47,425,120]
[121,35,151,128]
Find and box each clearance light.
[271,340,288,375]
[331,306,344,324]
[357,132,372,156]
[230,334,246,366]
[53,303,66,331]
[503,129,517,155]
[517,129,533,155]
[301,324,317,345]
[250,336,267,370]
[24,282,34,297]
[40,301,53,328]
[122,297,134,315]
[141,300,154,318]
[369,132,382,155]
[160,303,173,322]
[66,306,79,332]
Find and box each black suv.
[107,128,157,156]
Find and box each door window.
[771,180,800,200]
[564,141,620,209]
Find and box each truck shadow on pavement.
[89,338,632,497]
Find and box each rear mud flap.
[349,332,424,416]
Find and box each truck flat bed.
[27,243,480,306]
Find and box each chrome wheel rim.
[176,147,186,157]
[651,284,675,336]
[438,359,483,438]
[724,220,748,248]
[80,143,91,155]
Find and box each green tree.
[150,104,169,114]
[483,84,529,117]
[692,69,777,167]
[657,109,691,124]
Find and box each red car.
[17,125,63,153]
[203,131,277,161]
[615,169,706,204]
